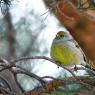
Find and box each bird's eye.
[56,34,64,38]
[56,31,66,39]
[59,34,64,37]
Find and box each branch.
[22,76,94,95]
[11,56,78,79]
[0,56,95,95]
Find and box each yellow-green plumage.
[51,43,81,67]
[50,31,86,68]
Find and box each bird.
[50,31,87,68]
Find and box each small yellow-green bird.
[50,31,87,68]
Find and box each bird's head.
[55,31,69,40]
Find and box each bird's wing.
[70,39,89,64]
[65,39,85,58]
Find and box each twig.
[0,75,12,91]
[11,66,46,89]
[11,56,77,79]
[41,76,59,80]
[0,57,94,95]
[42,75,93,89]
[0,64,13,72]
[0,58,47,92]
[10,56,54,63]
[22,76,93,95]
[0,63,47,92]
[13,72,25,93]
[0,86,14,95]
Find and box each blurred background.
[0,0,92,93]
[0,0,68,91]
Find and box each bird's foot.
[74,65,79,71]
[70,65,79,72]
